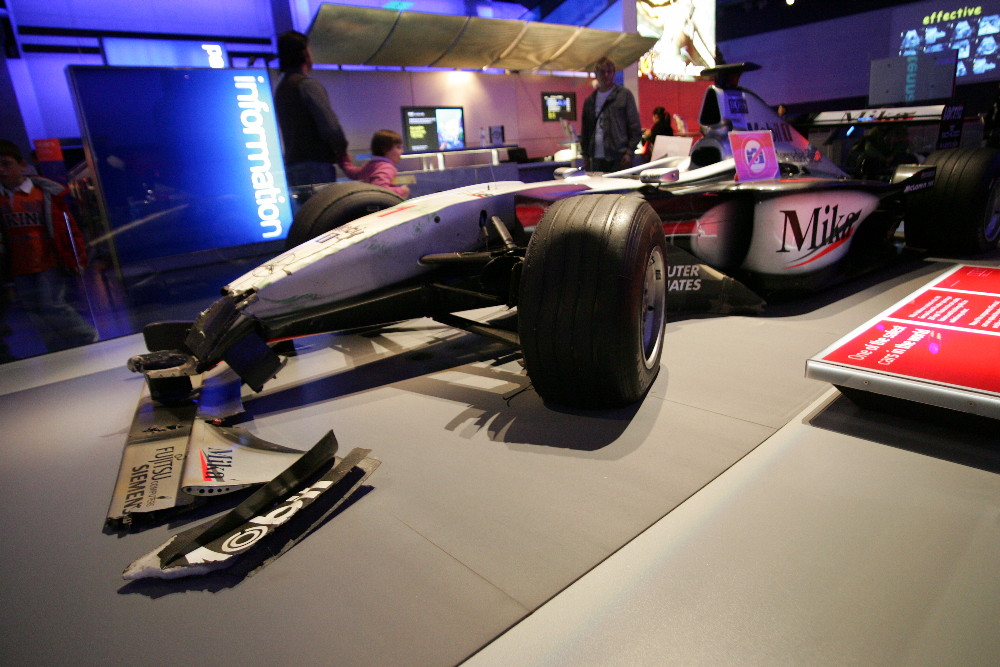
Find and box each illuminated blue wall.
[8,0,537,33]
[292,0,536,27]
[7,0,275,36]
[103,39,230,68]
[544,0,623,32]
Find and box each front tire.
[284,182,403,249]
[905,147,1000,255]
[518,194,667,408]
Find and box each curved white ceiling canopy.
[307,4,657,72]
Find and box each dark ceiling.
[714,0,920,41]
[518,1,923,42]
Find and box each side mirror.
[639,168,680,184]
[554,166,587,180]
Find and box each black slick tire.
[905,147,1000,255]
[284,182,403,249]
[518,194,667,408]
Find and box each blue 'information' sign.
[69,66,291,265]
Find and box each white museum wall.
[312,68,596,161]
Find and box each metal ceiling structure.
[306,4,657,71]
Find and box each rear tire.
[905,147,1000,255]
[518,194,667,408]
[284,182,403,249]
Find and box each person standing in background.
[580,57,642,172]
[274,30,348,187]
[339,130,410,198]
[0,139,97,354]
[639,106,674,161]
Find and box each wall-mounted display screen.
[893,0,1000,82]
[637,0,716,81]
[401,106,466,153]
[542,92,576,122]
[68,66,292,266]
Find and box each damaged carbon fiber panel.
[107,367,301,529]
[123,433,379,580]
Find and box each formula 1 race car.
[128,62,1000,410]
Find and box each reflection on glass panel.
[1,67,293,364]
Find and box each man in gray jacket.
[580,57,642,172]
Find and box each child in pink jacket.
[339,129,410,198]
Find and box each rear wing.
[800,104,966,153]
[805,105,951,127]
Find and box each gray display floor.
[1,255,997,665]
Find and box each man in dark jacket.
[580,57,642,172]
[274,30,348,187]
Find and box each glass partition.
[0,67,292,363]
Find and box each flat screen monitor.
[892,0,1000,82]
[637,0,716,81]
[541,92,576,122]
[401,106,465,152]
[68,66,292,265]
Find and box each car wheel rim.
[985,178,1000,243]
[640,245,666,369]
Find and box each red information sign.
[815,265,1000,396]
[33,138,63,163]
